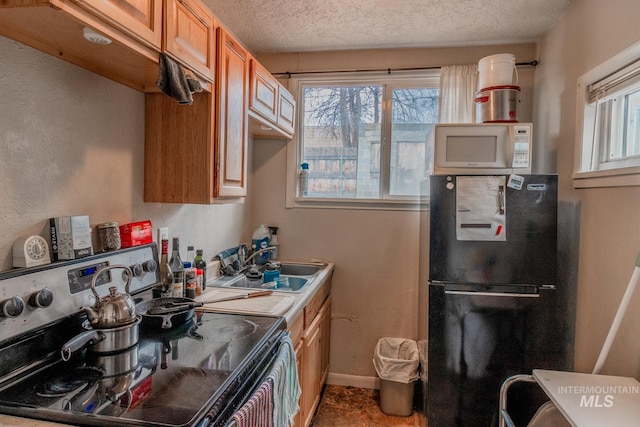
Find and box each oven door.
[203,329,297,427]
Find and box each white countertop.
[0,261,334,427]
[199,260,334,326]
[532,369,640,427]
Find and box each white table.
[531,369,640,426]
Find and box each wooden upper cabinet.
[248,57,296,139]
[72,0,162,50]
[144,26,250,204]
[249,59,279,124]
[214,27,249,198]
[163,0,216,82]
[0,0,161,91]
[144,92,216,204]
[277,86,296,135]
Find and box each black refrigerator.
[426,174,568,427]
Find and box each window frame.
[574,40,640,188]
[285,71,440,210]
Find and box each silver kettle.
[82,265,137,327]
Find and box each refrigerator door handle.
[444,290,539,298]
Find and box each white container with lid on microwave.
[433,122,532,175]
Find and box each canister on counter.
[98,222,121,252]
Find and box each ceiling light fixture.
[82,27,112,45]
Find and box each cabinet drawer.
[304,278,331,329]
[288,312,304,345]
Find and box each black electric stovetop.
[0,310,285,427]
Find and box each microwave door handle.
[498,185,505,214]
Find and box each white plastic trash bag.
[373,338,420,384]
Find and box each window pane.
[623,89,640,158]
[302,86,382,198]
[390,88,439,196]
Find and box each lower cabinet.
[302,297,331,426]
[290,291,331,427]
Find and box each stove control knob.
[130,263,144,277]
[0,296,25,317]
[142,260,157,273]
[29,288,54,308]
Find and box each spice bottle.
[195,268,204,296]
[185,269,196,299]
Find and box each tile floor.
[311,384,423,427]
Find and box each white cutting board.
[196,289,295,316]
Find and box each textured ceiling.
[202,0,574,54]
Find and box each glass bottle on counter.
[169,237,184,297]
[194,249,207,290]
[159,238,172,297]
[186,246,195,265]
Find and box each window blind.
[588,57,640,103]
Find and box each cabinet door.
[74,0,162,49]
[302,312,323,427]
[293,337,305,427]
[144,92,216,204]
[277,86,296,135]
[320,296,332,384]
[164,0,216,82]
[249,59,278,124]
[214,27,249,198]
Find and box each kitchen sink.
[278,263,321,276]
[225,275,309,292]
[208,261,327,293]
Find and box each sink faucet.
[243,246,276,268]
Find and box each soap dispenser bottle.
[268,226,279,260]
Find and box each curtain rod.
[272,60,538,78]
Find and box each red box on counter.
[119,220,153,248]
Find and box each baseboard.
[326,372,380,389]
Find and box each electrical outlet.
[157,227,169,243]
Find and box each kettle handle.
[90,264,133,301]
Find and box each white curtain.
[438,64,478,123]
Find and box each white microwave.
[433,123,532,174]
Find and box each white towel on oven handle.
[267,333,301,427]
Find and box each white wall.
[254,43,537,381]
[0,36,249,272]
[534,0,640,376]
